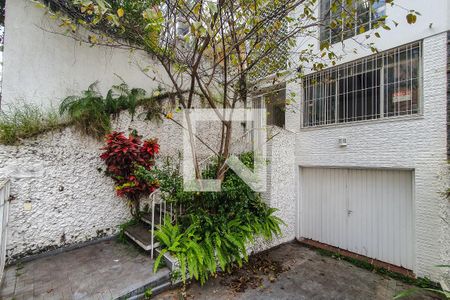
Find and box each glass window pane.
[372,0,386,20]
[383,44,420,117]
[321,0,386,43]
[265,89,286,128]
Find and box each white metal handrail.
[149,190,180,259]
[0,179,10,283]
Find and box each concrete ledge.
[116,268,171,300]
[7,234,118,266]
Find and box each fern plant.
[152,152,285,286]
[109,82,146,121]
[59,81,150,138]
[153,205,284,285]
[59,81,112,138]
[154,217,209,284]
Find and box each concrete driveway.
[156,242,438,300]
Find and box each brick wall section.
[291,33,449,281]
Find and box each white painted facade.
[285,0,450,282]
[0,0,448,285]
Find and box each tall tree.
[33,0,417,181]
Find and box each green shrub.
[0,102,62,145]
[59,81,134,138]
[59,81,168,138]
[153,152,285,285]
[394,265,449,299]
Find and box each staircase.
[124,190,176,259]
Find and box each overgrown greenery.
[0,81,170,144]
[394,265,450,299]
[152,153,284,285]
[60,81,147,138]
[0,102,63,145]
[59,81,179,138]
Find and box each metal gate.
[299,168,414,270]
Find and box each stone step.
[140,211,162,227]
[124,223,159,251]
[141,206,175,227]
[115,267,172,300]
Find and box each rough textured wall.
[0,127,132,260]
[0,0,254,261]
[249,128,297,253]
[293,33,449,281]
[0,108,247,261]
[1,0,167,110]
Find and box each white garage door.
[299,168,414,270]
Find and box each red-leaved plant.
[100,130,160,216]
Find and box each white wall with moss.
[0,0,295,263]
[0,113,297,260]
[0,108,255,260]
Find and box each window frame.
[301,41,423,129]
[320,0,387,44]
[251,83,287,129]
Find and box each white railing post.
[0,179,10,283]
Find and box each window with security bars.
[303,42,422,127]
[320,0,386,44]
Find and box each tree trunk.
[184,110,202,180]
[217,121,232,180]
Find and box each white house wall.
[293,0,450,75]
[249,128,297,254]
[291,32,449,281]
[1,0,168,109]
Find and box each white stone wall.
[249,128,297,253]
[292,0,450,77]
[0,0,254,260]
[290,33,449,281]
[0,108,249,260]
[0,127,132,260]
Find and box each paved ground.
[156,242,438,300]
[0,240,439,300]
[0,240,169,299]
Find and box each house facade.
[280,0,450,282]
[0,0,448,284]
